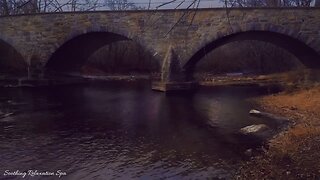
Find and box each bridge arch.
[46,28,160,72]
[54,26,158,55]
[0,37,26,74]
[184,27,320,78]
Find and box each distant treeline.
[195,40,304,75]
[82,40,304,76]
[82,41,160,75]
[0,39,307,77]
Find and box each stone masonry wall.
[0,8,320,75]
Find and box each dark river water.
[0,81,278,179]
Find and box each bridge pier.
[151,46,198,92]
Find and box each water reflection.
[0,82,277,179]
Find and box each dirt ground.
[236,85,320,179]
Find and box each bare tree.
[104,0,139,10]
[223,0,313,7]
[1,0,10,15]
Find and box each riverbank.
[2,70,317,88]
[0,74,156,87]
[196,70,320,87]
[82,74,151,81]
[236,85,320,179]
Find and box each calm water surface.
[0,81,277,179]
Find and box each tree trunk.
[2,0,10,15]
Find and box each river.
[0,81,279,179]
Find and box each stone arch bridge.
[1,8,320,91]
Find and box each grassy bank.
[236,85,320,179]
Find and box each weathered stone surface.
[249,109,261,115]
[239,124,270,135]
[249,109,289,125]
[0,8,320,88]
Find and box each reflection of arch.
[46,30,159,72]
[0,38,26,74]
[184,30,320,78]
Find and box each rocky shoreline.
[239,109,290,138]
[236,85,320,179]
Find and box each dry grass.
[236,85,320,179]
